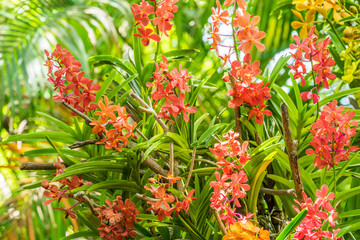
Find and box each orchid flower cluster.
[147,55,197,122]
[288,26,336,104]
[306,100,358,169]
[208,0,272,125]
[223,220,270,240]
[41,158,92,218]
[292,0,349,39]
[90,96,137,152]
[131,0,178,46]
[293,185,340,240]
[209,130,251,228]
[95,196,141,240]
[44,44,101,114]
[144,174,196,222]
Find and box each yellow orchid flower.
[291,9,316,39]
[324,0,350,23]
[293,0,328,18]
[342,60,360,83]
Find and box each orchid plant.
[1,0,360,239]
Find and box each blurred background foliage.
[0,0,356,239]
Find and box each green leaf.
[189,75,211,107]
[65,161,126,171]
[178,213,206,240]
[140,62,155,89]
[192,113,209,143]
[303,88,360,120]
[133,30,142,74]
[273,84,298,121]
[248,158,273,214]
[95,70,117,102]
[141,139,166,162]
[162,49,200,59]
[24,148,89,158]
[250,136,280,156]
[37,112,78,138]
[51,167,124,181]
[267,55,291,89]
[88,55,137,75]
[289,72,303,113]
[45,135,80,166]
[338,209,360,219]
[61,231,98,240]
[167,132,189,149]
[337,222,360,237]
[22,175,53,189]
[86,180,141,193]
[77,210,100,233]
[0,131,75,145]
[276,208,308,240]
[196,124,226,147]
[180,167,216,177]
[337,186,360,202]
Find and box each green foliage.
[1,0,360,239]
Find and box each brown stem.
[73,191,98,215]
[281,103,305,203]
[62,102,105,139]
[260,188,296,196]
[20,162,58,170]
[228,73,242,142]
[138,106,153,114]
[212,207,227,235]
[136,193,159,202]
[62,102,92,125]
[136,129,148,141]
[142,154,168,177]
[184,148,196,190]
[68,139,99,149]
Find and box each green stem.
[153,1,160,62]
[332,132,336,201]
[321,167,328,187]
[309,56,319,121]
[325,18,346,49]
[231,10,240,62]
[334,81,344,94]
[325,17,356,60]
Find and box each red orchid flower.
[134,27,161,46]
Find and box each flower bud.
[343,27,354,39]
[350,6,358,14]
[41,180,50,189]
[148,178,156,184]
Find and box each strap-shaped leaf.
[62,231,98,240]
[276,208,308,240]
[88,55,137,75]
[86,180,141,193]
[37,112,78,138]
[45,135,80,166]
